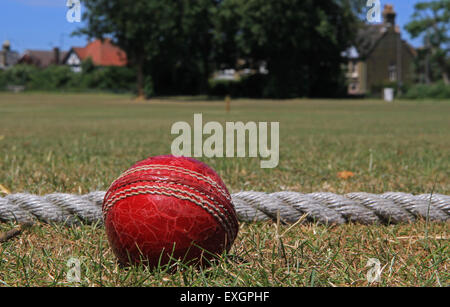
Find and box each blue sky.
[1,0,429,54]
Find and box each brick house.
[344,5,416,96]
[63,39,127,72]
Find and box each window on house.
[389,64,397,81]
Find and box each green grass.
[0,93,448,286]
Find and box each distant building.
[0,40,20,70]
[212,59,268,81]
[63,39,127,72]
[19,48,67,68]
[343,5,416,95]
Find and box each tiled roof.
[355,24,416,59]
[355,24,388,58]
[353,4,416,59]
[20,50,68,68]
[72,39,127,67]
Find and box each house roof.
[70,39,127,67]
[354,24,416,59]
[355,24,388,58]
[19,49,68,68]
[351,4,416,59]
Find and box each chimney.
[383,4,396,27]
[2,40,11,52]
[53,47,60,65]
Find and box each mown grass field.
[0,93,448,286]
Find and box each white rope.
[0,191,448,226]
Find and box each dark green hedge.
[0,63,136,93]
[367,81,450,100]
[403,82,450,100]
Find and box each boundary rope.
[0,191,448,225]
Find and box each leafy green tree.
[76,0,179,98]
[77,0,357,98]
[405,0,450,84]
[148,0,221,95]
[212,0,244,68]
[216,0,356,98]
[181,0,219,92]
[77,0,222,97]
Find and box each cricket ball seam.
[104,180,238,234]
[103,187,234,243]
[105,178,237,221]
[103,184,237,240]
[110,165,231,202]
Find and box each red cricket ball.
[103,155,239,267]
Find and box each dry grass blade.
[0,184,11,195]
[0,222,34,243]
[280,214,308,238]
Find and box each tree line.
[405,1,449,85]
[2,1,447,98]
[76,0,361,98]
